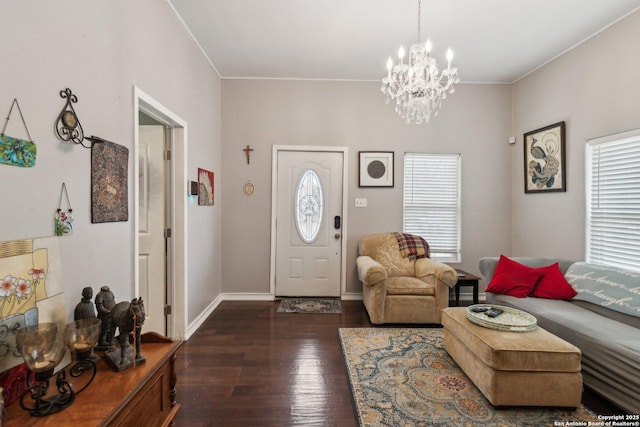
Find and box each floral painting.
[0,259,45,318]
[524,121,566,193]
[0,237,67,374]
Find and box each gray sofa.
[479,257,640,414]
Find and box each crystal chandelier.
[381,0,460,124]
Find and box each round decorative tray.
[466,304,537,332]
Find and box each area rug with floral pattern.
[339,327,600,427]
[276,298,342,314]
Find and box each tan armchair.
[356,233,458,324]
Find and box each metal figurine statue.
[74,287,96,320]
[105,298,146,371]
[94,286,116,351]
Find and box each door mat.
[276,298,342,314]
[339,327,599,426]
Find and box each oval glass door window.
[295,169,324,243]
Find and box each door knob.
[334,233,341,239]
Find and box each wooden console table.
[5,332,182,426]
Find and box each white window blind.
[403,153,461,262]
[586,129,640,272]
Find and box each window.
[586,129,640,272]
[403,153,461,262]
[295,169,323,243]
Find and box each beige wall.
[0,0,222,332]
[222,80,513,294]
[511,10,640,259]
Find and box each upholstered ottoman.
[441,307,582,408]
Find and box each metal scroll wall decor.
[54,88,88,148]
[54,88,110,150]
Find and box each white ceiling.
[168,0,640,83]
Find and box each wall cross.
[243,145,254,164]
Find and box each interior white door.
[138,125,166,334]
[275,150,343,297]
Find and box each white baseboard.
[185,294,224,340]
[184,293,276,338]
[221,293,275,301]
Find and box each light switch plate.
[355,198,367,208]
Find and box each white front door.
[138,124,167,334]
[275,150,344,297]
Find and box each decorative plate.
[466,304,537,332]
[243,181,254,195]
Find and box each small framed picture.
[198,168,214,205]
[359,151,394,187]
[524,121,566,193]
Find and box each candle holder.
[14,323,58,359]
[17,323,74,417]
[63,318,101,393]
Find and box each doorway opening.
[134,87,187,340]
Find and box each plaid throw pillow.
[393,232,430,260]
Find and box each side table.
[454,269,480,306]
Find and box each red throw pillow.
[485,255,541,298]
[529,263,577,299]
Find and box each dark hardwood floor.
[173,300,624,426]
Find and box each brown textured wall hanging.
[91,140,129,223]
